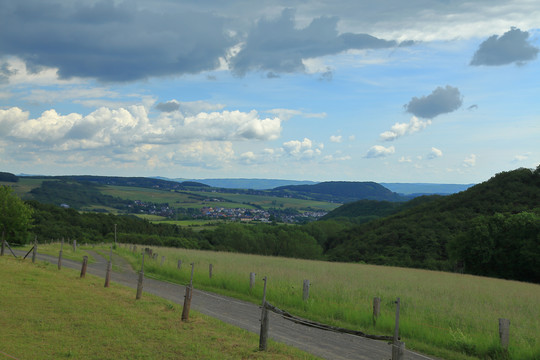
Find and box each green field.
[0,255,319,360]
[112,245,540,360]
[100,185,339,212]
[0,178,45,197]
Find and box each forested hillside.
[323,166,540,282]
[272,181,404,202]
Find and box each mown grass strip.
[0,256,320,360]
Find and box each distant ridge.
[170,178,318,190]
[273,181,404,202]
[381,183,474,195]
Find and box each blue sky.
[0,0,539,183]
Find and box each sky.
[0,0,539,184]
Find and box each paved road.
[13,250,438,360]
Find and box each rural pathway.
[12,249,438,360]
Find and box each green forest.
[1,165,539,284]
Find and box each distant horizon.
[10,171,479,186]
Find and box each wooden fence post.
[58,238,64,270]
[499,318,510,349]
[73,239,77,252]
[32,237,37,263]
[250,272,256,291]
[181,263,195,322]
[303,279,310,301]
[261,276,267,307]
[373,297,381,325]
[136,253,145,300]
[104,246,112,288]
[161,255,165,266]
[177,259,182,270]
[392,297,405,360]
[259,301,269,351]
[209,263,213,278]
[1,230,5,256]
[80,256,88,278]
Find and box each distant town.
[127,200,327,223]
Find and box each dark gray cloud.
[470,28,539,66]
[230,9,402,76]
[0,1,234,82]
[405,86,463,119]
[155,100,180,113]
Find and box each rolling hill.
[322,166,540,282]
[272,181,404,203]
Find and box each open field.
[0,255,319,360]
[100,185,340,212]
[0,178,45,197]
[111,245,540,360]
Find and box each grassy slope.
[0,256,319,360]
[114,245,540,360]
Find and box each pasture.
[115,245,540,360]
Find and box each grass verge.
[0,256,320,360]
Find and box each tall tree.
[0,186,33,244]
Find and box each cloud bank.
[0,106,282,169]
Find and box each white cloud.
[512,153,530,163]
[398,156,412,163]
[0,107,29,134]
[0,105,283,170]
[364,145,395,158]
[282,137,323,159]
[267,108,327,121]
[380,116,432,141]
[463,154,477,167]
[427,147,443,159]
[11,109,82,143]
[330,135,342,143]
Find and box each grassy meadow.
[0,255,319,360]
[112,245,540,360]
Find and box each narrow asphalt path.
[12,250,438,360]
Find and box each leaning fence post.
[181,263,195,322]
[259,301,269,351]
[136,253,145,300]
[303,279,310,301]
[32,237,37,263]
[392,297,405,360]
[80,256,89,278]
[499,318,510,350]
[104,246,112,288]
[373,297,381,325]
